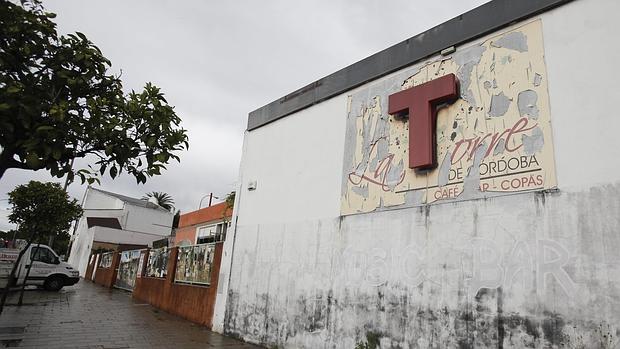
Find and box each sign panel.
[146,247,169,278]
[115,250,141,291]
[136,252,145,278]
[0,249,19,263]
[341,20,556,215]
[175,244,215,285]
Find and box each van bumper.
[65,277,80,286]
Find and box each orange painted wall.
[93,252,120,288]
[174,202,232,246]
[179,202,232,227]
[132,243,224,328]
[174,226,197,245]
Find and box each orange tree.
[0,0,188,183]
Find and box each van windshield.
[31,247,56,264]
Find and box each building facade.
[212,0,620,347]
[174,202,232,246]
[68,187,174,275]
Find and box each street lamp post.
[198,193,219,209]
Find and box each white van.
[0,244,80,291]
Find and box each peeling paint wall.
[341,20,557,215]
[212,0,620,347]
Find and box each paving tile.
[0,281,262,348]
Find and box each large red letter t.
[388,74,459,170]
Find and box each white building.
[213,0,620,347]
[68,187,174,275]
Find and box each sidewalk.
[0,281,261,349]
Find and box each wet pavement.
[0,280,261,348]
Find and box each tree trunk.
[0,230,36,315]
[17,243,39,306]
[62,158,75,190]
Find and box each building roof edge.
[247,0,574,131]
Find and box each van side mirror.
[53,256,60,264]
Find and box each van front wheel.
[43,276,64,291]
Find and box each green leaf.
[52,149,62,160]
[25,153,41,168]
[36,126,54,132]
[146,137,156,147]
[109,166,117,179]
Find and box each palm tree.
[142,191,175,211]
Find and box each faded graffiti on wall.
[223,184,620,349]
[222,214,594,348]
[337,237,576,300]
[341,20,557,215]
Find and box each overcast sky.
[0,0,488,231]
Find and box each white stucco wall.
[235,94,348,225]
[92,226,165,247]
[214,0,620,347]
[82,189,125,210]
[123,204,174,236]
[67,216,95,274]
[69,189,126,273]
[68,188,173,275]
[543,0,620,190]
[213,94,348,331]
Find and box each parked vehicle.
[0,244,80,291]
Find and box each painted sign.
[175,243,215,285]
[146,247,169,278]
[341,20,557,215]
[136,252,145,278]
[0,249,19,262]
[115,250,141,290]
[388,73,459,170]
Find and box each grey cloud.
[1,0,488,230]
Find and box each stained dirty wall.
[213,0,620,347]
[224,185,620,348]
